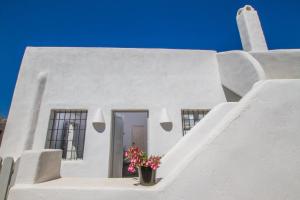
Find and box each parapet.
[15,149,62,184]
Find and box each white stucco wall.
[161,79,300,200]
[0,47,226,177]
[8,80,300,200]
[217,50,266,96]
[218,49,300,97]
[158,102,237,178]
[251,49,300,79]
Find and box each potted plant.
[124,146,161,186]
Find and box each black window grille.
[45,110,87,160]
[181,109,209,135]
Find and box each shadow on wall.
[222,85,241,102]
[159,108,173,132]
[160,122,173,132]
[93,109,106,133]
[0,117,6,146]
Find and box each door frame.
[108,110,149,177]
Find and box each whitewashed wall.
[217,50,266,96]
[0,47,226,177]
[8,80,300,200]
[218,49,300,98]
[251,50,300,79]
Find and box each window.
[45,110,87,160]
[181,109,209,135]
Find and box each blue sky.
[0,0,300,117]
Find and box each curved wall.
[217,51,266,96]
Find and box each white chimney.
[236,5,268,52]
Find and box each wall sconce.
[92,108,105,133]
[160,108,173,131]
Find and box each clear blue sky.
[0,0,300,117]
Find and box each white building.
[1,5,300,200]
[0,47,226,178]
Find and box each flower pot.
[138,166,156,186]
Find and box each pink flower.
[128,165,135,173]
[125,146,161,173]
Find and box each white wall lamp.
[92,108,106,133]
[160,108,173,131]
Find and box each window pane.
[45,110,87,160]
[181,109,209,135]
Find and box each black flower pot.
[138,166,156,186]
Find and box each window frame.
[45,109,88,160]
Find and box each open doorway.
[110,111,148,178]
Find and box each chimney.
[237,5,268,52]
